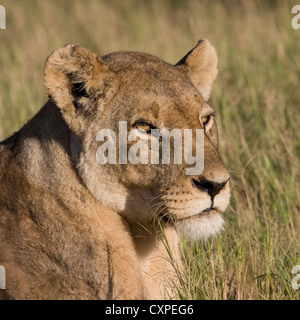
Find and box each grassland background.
[0,0,300,299]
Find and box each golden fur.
[0,39,230,300]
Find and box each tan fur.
[0,39,230,300]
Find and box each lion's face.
[44,40,230,240]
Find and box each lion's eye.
[134,122,153,133]
[201,115,210,126]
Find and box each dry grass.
[0,0,299,299]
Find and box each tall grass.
[0,0,299,299]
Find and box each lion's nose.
[192,178,229,199]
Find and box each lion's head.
[44,39,230,240]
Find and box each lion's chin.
[176,210,224,240]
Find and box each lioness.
[0,39,230,300]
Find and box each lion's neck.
[129,223,181,299]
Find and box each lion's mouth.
[159,208,220,224]
[179,208,220,221]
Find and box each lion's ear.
[44,44,111,117]
[176,39,218,101]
